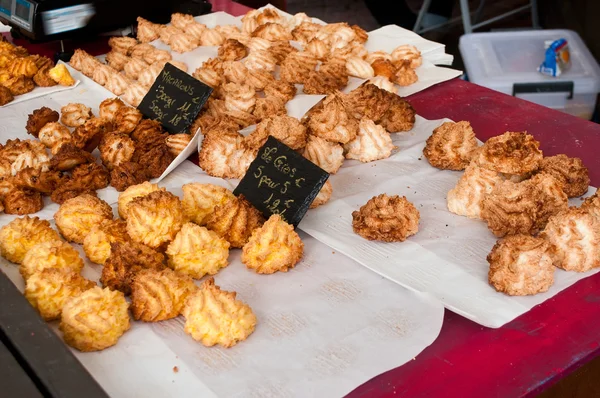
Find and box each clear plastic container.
[459,30,600,119]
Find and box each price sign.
[234,136,329,227]
[137,63,212,134]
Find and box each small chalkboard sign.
[137,63,213,134]
[234,136,329,227]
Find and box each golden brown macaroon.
[204,194,265,248]
[264,79,297,102]
[344,118,395,163]
[131,268,196,322]
[252,95,287,121]
[13,168,67,194]
[0,85,14,105]
[126,190,184,249]
[538,154,589,198]
[49,143,95,171]
[20,240,84,280]
[392,60,418,86]
[218,39,248,61]
[540,207,600,272]
[136,143,175,179]
[109,161,149,192]
[582,189,600,220]
[352,194,420,242]
[181,183,235,226]
[303,134,345,174]
[306,93,358,144]
[98,132,135,170]
[101,241,165,295]
[252,22,292,41]
[241,214,303,274]
[8,57,38,78]
[245,115,307,151]
[3,188,43,215]
[117,181,165,219]
[474,131,543,177]
[99,97,126,121]
[50,163,109,204]
[198,130,256,179]
[60,103,92,127]
[71,117,114,152]
[182,277,257,348]
[423,121,479,171]
[344,83,391,121]
[3,75,35,96]
[33,65,58,87]
[165,133,193,157]
[487,234,554,296]
[302,70,347,95]
[38,122,72,154]
[310,180,333,209]
[279,51,318,84]
[447,163,504,219]
[481,173,568,237]
[0,216,61,263]
[82,219,130,265]
[136,16,161,43]
[25,269,96,321]
[60,286,130,352]
[114,106,143,134]
[378,93,416,133]
[26,107,59,138]
[166,223,230,279]
[54,194,113,243]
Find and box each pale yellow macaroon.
[166,222,230,279]
[117,181,165,219]
[25,269,96,321]
[54,194,113,244]
[60,286,131,352]
[20,240,84,280]
[0,216,61,264]
[181,183,235,225]
[182,277,257,348]
[82,219,130,264]
[241,214,304,274]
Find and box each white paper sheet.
[1,61,80,107]
[0,161,444,398]
[297,115,599,328]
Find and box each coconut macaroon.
[130,268,197,322]
[182,277,257,348]
[540,207,600,272]
[181,183,236,226]
[344,118,394,163]
[487,234,554,296]
[303,135,345,174]
[117,181,166,219]
[310,180,333,209]
[423,121,479,171]
[241,215,304,274]
[20,240,84,280]
[204,195,265,248]
[60,287,130,352]
[582,189,600,220]
[25,269,96,321]
[54,194,113,244]
[126,191,184,249]
[352,194,420,242]
[0,216,61,264]
[166,223,230,279]
[244,115,308,151]
[306,93,358,144]
[538,154,590,198]
[447,163,504,219]
[82,219,130,265]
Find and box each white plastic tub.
[459,30,600,119]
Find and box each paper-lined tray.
[0,161,444,398]
[298,115,598,328]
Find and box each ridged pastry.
[123,57,148,80]
[447,163,503,219]
[344,118,394,162]
[126,190,184,249]
[136,17,161,43]
[264,79,297,102]
[242,12,259,35]
[241,214,303,274]
[287,12,312,30]
[143,48,172,65]
[25,269,95,321]
[216,24,242,40]
[185,22,207,41]
[423,121,478,171]
[159,25,183,45]
[246,37,272,53]
[0,216,61,264]
[306,93,358,144]
[109,162,148,192]
[115,106,142,134]
[98,132,135,169]
[3,75,35,96]
[48,143,94,172]
[538,154,589,198]
[182,277,257,348]
[170,33,199,53]
[352,24,369,43]
[3,188,43,215]
[303,70,346,95]
[310,180,333,209]
[165,133,192,156]
[204,195,264,248]
[392,61,418,86]
[70,117,113,152]
[346,56,374,79]
[138,64,163,88]
[246,69,275,91]
[223,82,256,113]
[541,208,600,272]
[306,38,329,60]
[0,84,13,104]
[2,139,46,163]
[83,219,129,264]
[104,71,130,96]
[245,115,307,151]
[252,22,292,41]
[122,83,148,107]
[20,240,84,280]
[345,83,390,121]
[474,132,543,176]
[54,194,113,243]
[200,29,224,46]
[10,148,50,176]
[13,168,66,194]
[131,268,196,322]
[171,13,195,30]
[91,64,112,86]
[69,49,99,77]
[280,51,318,83]
[303,134,345,174]
[60,103,92,127]
[481,173,568,237]
[256,8,285,25]
[117,181,165,219]
[487,234,554,296]
[105,50,129,71]
[371,58,396,80]
[198,130,256,179]
[108,36,138,54]
[166,223,230,279]
[379,93,416,133]
[181,183,235,225]
[60,287,130,352]
[268,41,297,65]
[368,75,396,94]
[391,44,422,69]
[244,49,277,72]
[192,67,222,89]
[222,60,248,85]
[582,190,600,220]
[292,21,321,44]
[352,194,420,242]
[253,95,287,120]
[8,57,38,78]
[99,97,126,121]
[26,107,59,138]
[101,241,165,294]
[131,43,156,60]
[218,39,248,61]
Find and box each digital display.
[0,0,11,16]
[15,0,30,21]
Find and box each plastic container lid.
[459,29,600,96]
